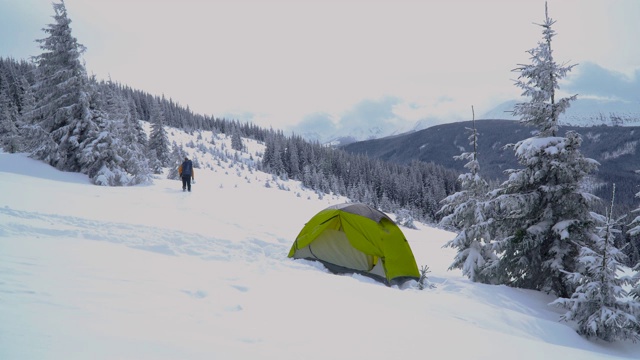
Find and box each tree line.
[261,131,459,221]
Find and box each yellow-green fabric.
[288,205,420,283]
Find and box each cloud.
[288,97,407,142]
[5,0,639,138]
[289,112,337,140]
[564,62,640,101]
[338,97,401,130]
[287,93,511,142]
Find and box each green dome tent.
[288,203,420,285]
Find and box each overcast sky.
[1,0,639,132]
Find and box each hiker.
[178,157,195,192]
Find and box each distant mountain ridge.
[294,97,640,145]
[342,119,640,211]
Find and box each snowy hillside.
[1,126,639,359]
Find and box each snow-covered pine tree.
[77,80,152,186]
[629,172,640,302]
[285,137,301,180]
[17,76,36,135]
[396,208,417,230]
[167,143,187,180]
[18,76,37,121]
[119,111,152,184]
[103,81,151,185]
[629,177,640,257]
[79,107,126,186]
[486,2,600,297]
[30,1,95,172]
[552,185,640,342]
[0,77,20,152]
[231,125,244,151]
[438,111,496,283]
[127,95,147,148]
[262,132,285,176]
[147,99,170,173]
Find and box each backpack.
[181,160,193,176]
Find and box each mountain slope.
[290,97,640,145]
[342,120,640,209]
[1,125,639,359]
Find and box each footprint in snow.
[181,289,208,299]
[229,284,249,292]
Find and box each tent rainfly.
[288,203,420,285]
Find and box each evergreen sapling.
[552,185,640,342]
[438,108,496,283]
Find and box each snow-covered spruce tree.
[262,132,285,176]
[486,3,599,297]
[285,137,301,180]
[396,208,417,230]
[127,95,147,148]
[79,106,126,186]
[147,99,170,173]
[167,142,187,180]
[438,114,496,283]
[231,125,244,151]
[103,81,151,185]
[77,80,151,186]
[17,75,48,153]
[16,76,37,149]
[0,77,20,152]
[629,176,640,259]
[552,185,640,342]
[18,76,37,123]
[629,173,640,302]
[30,1,95,171]
[118,111,152,184]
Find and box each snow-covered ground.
[1,127,639,359]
